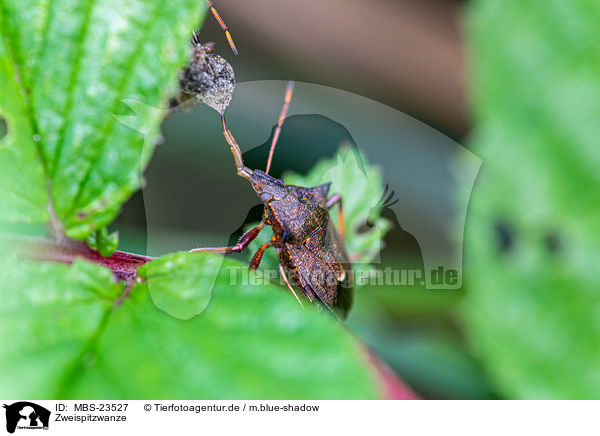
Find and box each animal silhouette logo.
[3,402,50,433]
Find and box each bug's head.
[251,170,287,203]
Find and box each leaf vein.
[49,0,98,178]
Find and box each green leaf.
[463,0,600,398]
[0,254,379,399]
[284,146,390,273]
[136,251,220,320]
[0,0,204,239]
[0,257,123,398]
[0,6,48,223]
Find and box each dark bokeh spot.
[494,221,514,253]
[243,114,358,179]
[228,204,264,243]
[543,232,561,254]
[356,221,370,234]
[377,207,424,266]
[112,191,147,228]
[226,204,265,263]
[0,117,7,140]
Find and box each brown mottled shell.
[264,183,353,318]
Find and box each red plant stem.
[13,237,155,283]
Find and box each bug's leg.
[220,114,253,181]
[326,193,346,240]
[205,0,238,55]
[278,263,304,307]
[190,223,264,253]
[265,81,295,174]
[249,241,272,270]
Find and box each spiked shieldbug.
[190,82,354,318]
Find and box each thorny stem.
[13,236,155,285]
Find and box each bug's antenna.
[191,29,200,45]
[265,81,295,175]
[220,113,253,181]
[205,0,238,55]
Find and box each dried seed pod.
[172,41,235,114]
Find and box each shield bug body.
[191,82,354,318]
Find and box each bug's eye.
[260,192,273,203]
